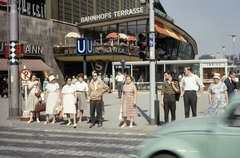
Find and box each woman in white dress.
[26,73,41,123]
[75,73,88,123]
[62,76,77,128]
[44,75,60,124]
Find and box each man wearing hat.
[87,71,109,128]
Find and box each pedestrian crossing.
[0,126,150,158]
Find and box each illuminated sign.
[81,7,144,23]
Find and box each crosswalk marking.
[0,126,149,158]
[0,146,126,157]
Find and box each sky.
[160,0,240,59]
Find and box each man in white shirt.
[180,66,204,118]
[115,71,125,99]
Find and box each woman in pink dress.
[120,75,138,128]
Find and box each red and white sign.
[19,68,32,81]
[0,0,9,7]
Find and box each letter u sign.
[76,38,93,55]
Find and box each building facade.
[0,0,198,86]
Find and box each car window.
[227,104,240,127]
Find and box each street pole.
[149,0,156,124]
[222,46,225,59]
[9,0,20,117]
[231,35,236,60]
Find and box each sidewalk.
[0,91,209,133]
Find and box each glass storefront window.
[102,26,109,37]
[109,24,117,33]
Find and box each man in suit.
[224,70,237,98]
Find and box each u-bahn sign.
[76,38,93,55]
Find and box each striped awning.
[154,21,187,43]
[0,58,53,71]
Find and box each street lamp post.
[222,46,225,59]
[100,33,103,46]
[231,35,236,58]
[120,59,126,74]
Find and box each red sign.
[19,69,32,81]
[0,0,8,7]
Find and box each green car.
[129,94,240,158]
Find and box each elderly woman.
[120,75,138,128]
[44,75,60,124]
[205,73,228,116]
[26,73,41,123]
[62,76,77,128]
[75,73,88,123]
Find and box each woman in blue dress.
[205,73,228,116]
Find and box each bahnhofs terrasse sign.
[81,7,144,23]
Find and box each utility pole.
[149,0,156,124]
[9,0,20,117]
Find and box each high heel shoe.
[36,119,40,123]
[67,122,72,126]
[44,121,49,124]
[52,120,56,124]
[121,124,127,128]
[27,120,33,124]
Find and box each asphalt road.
[0,91,210,157]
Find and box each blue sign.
[76,38,93,55]
[149,33,154,47]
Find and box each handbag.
[54,103,63,115]
[175,92,180,101]
[34,101,46,112]
[3,88,8,93]
[35,90,41,97]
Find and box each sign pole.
[149,0,156,124]
[19,68,32,121]
[9,0,20,118]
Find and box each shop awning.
[154,21,187,43]
[0,58,53,71]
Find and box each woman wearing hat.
[205,73,228,116]
[44,75,60,124]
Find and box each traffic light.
[137,33,148,60]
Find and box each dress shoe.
[89,124,94,128]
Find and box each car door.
[213,104,240,158]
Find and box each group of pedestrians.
[161,66,238,123]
